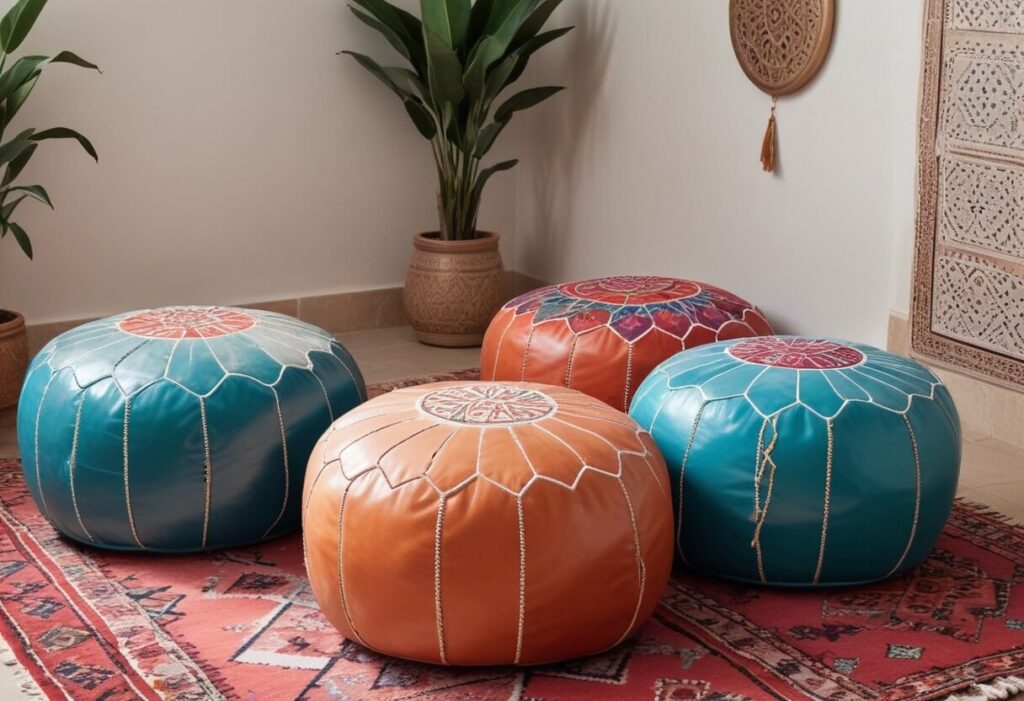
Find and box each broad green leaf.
[403,99,436,139]
[465,0,495,48]
[341,50,406,98]
[0,51,99,106]
[423,28,465,105]
[471,158,518,206]
[349,6,411,62]
[511,0,562,49]
[3,74,37,127]
[0,129,35,166]
[483,54,518,101]
[484,0,534,59]
[420,0,470,49]
[383,66,427,98]
[30,127,98,161]
[483,0,529,36]
[2,142,35,186]
[9,221,31,258]
[505,26,573,85]
[494,85,563,122]
[0,0,47,54]
[474,120,506,157]
[462,35,502,100]
[1,194,25,219]
[0,56,45,102]
[350,0,426,77]
[3,184,50,208]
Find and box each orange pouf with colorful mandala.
[481,276,773,411]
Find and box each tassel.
[760,95,777,173]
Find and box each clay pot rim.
[413,231,499,255]
[0,309,24,340]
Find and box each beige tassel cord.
[760,95,777,173]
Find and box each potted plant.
[344,0,570,346]
[0,0,98,408]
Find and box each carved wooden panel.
[914,0,1024,391]
[729,0,834,95]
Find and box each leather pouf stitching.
[480,276,772,412]
[629,336,962,586]
[302,380,674,666]
[17,306,365,552]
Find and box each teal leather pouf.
[16,306,365,552]
[629,336,961,587]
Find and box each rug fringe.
[944,676,1024,700]
[0,634,46,699]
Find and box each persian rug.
[0,370,1023,700]
[912,0,1024,391]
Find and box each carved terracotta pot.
[0,310,28,410]
[403,231,505,347]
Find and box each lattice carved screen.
[913,0,1024,390]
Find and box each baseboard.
[888,311,1024,450]
[24,271,551,356]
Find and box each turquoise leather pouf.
[629,336,961,586]
[16,306,365,552]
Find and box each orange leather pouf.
[481,276,773,411]
[302,381,673,666]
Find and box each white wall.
[0,0,926,343]
[0,0,518,324]
[514,0,924,347]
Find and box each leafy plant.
[0,0,97,260]
[344,0,570,240]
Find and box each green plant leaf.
[505,26,573,86]
[349,6,411,62]
[1,193,25,219]
[483,0,529,35]
[30,127,98,161]
[384,66,427,98]
[473,120,506,157]
[0,0,47,54]
[462,35,502,100]
[1,142,35,186]
[3,184,50,208]
[341,50,406,97]
[483,54,518,101]
[494,85,563,123]
[465,0,495,48]
[9,221,31,258]
[423,28,465,105]
[0,49,100,129]
[483,0,535,60]
[510,0,562,49]
[350,0,426,75]
[470,158,518,211]
[0,128,35,166]
[3,74,37,127]
[403,99,436,139]
[420,0,469,49]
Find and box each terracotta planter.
[0,310,28,410]
[403,231,505,347]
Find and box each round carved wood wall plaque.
[729,0,835,96]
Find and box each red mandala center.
[727,338,865,369]
[559,276,700,305]
[419,385,557,425]
[118,307,256,339]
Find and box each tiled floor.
[0,326,1021,697]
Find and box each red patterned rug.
[0,370,1023,700]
